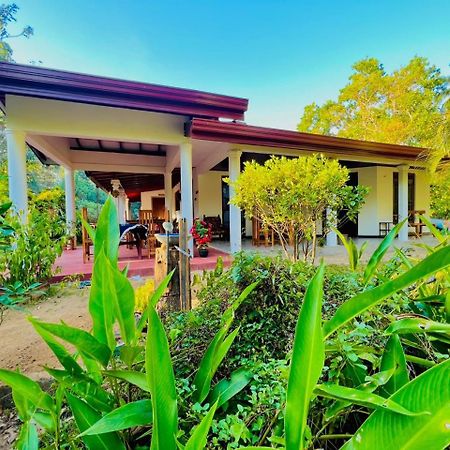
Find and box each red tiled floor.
[52,245,231,282]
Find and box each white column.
[229,150,242,253]
[6,128,28,221]
[326,208,338,246]
[180,142,194,254]
[117,192,127,224]
[398,165,409,242]
[64,167,76,238]
[193,167,199,219]
[164,170,173,220]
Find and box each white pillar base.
[397,165,409,242]
[180,142,194,255]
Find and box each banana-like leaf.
[379,335,409,397]
[66,392,125,450]
[93,196,119,264]
[341,359,450,449]
[80,215,96,243]
[30,318,111,367]
[146,307,178,450]
[324,245,450,338]
[16,421,39,450]
[315,384,423,416]
[0,369,53,412]
[185,401,218,450]
[333,228,363,271]
[103,370,150,392]
[221,281,259,324]
[80,399,152,436]
[209,368,253,408]
[285,264,325,450]
[363,219,407,284]
[386,318,450,335]
[446,291,450,323]
[419,215,448,244]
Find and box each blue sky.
[8,0,450,130]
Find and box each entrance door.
[152,197,166,219]
[338,172,359,237]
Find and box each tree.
[430,168,450,219]
[228,155,367,262]
[298,57,449,169]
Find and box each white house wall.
[198,171,226,218]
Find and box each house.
[0,62,430,254]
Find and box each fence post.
[179,218,191,310]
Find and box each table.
[379,221,393,237]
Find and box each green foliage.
[228,154,367,262]
[430,168,450,219]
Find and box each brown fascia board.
[187,118,429,161]
[0,62,248,120]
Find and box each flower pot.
[198,247,209,257]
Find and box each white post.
[180,142,194,254]
[64,167,76,239]
[117,192,127,224]
[229,150,242,253]
[6,128,28,221]
[398,165,409,242]
[326,208,338,246]
[193,167,199,219]
[164,170,173,220]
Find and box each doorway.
[338,172,359,237]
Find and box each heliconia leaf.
[333,227,359,271]
[79,399,152,436]
[379,335,409,397]
[341,359,450,450]
[30,318,111,367]
[146,307,178,450]
[324,245,450,338]
[66,392,126,450]
[80,215,96,242]
[419,215,448,244]
[209,368,253,408]
[446,291,450,323]
[0,369,54,412]
[16,421,39,450]
[285,264,325,450]
[386,318,450,335]
[363,219,407,284]
[315,384,423,416]
[93,196,119,264]
[103,370,150,392]
[221,281,259,324]
[185,401,218,450]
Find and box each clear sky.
[7,0,450,130]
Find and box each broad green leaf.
[94,196,119,264]
[103,370,150,392]
[80,215,96,242]
[209,369,253,408]
[324,245,450,338]
[0,369,53,412]
[363,219,406,284]
[80,399,152,436]
[16,421,39,450]
[66,392,125,450]
[333,227,358,271]
[221,281,259,324]
[146,307,178,450]
[419,215,448,244]
[315,384,423,416]
[342,359,450,450]
[386,318,450,335]
[285,264,325,450]
[185,401,218,450]
[379,335,409,396]
[30,318,111,367]
[446,290,450,323]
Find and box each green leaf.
[209,368,253,408]
[285,264,325,450]
[30,318,111,367]
[324,245,450,338]
[185,401,218,450]
[146,307,178,450]
[16,421,39,450]
[94,196,119,264]
[379,335,409,397]
[80,399,152,436]
[386,318,450,335]
[66,392,126,450]
[341,359,450,449]
[419,215,448,244]
[0,369,53,412]
[103,370,150,392]
[315,383,423,416]
[363,219,407,284]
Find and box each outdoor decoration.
[190,218,212,257]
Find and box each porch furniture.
[408,210,426,238]
[81,207,94,263]
[378,221,393,237]
[203,215,226,240]
[139,209,157,258]
[252,217,273,246]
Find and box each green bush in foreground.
[0,197,448,449]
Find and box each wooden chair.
[139,209,156,258]
[203,215,226,240]
[408,210,426,238]
[81,207,94,263]
[252,216,273,246]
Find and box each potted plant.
[190,218,212,257]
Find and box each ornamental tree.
[228,155,367,262]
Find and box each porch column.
[117,192,128,224]
[164,171,173,220]
[6,128,28,221]
[193,167,199,219]
[229,150,242,253]
[180,142,194,254]
[398,164,409,242]
[326,208,338,246]
[64,167,76,238]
